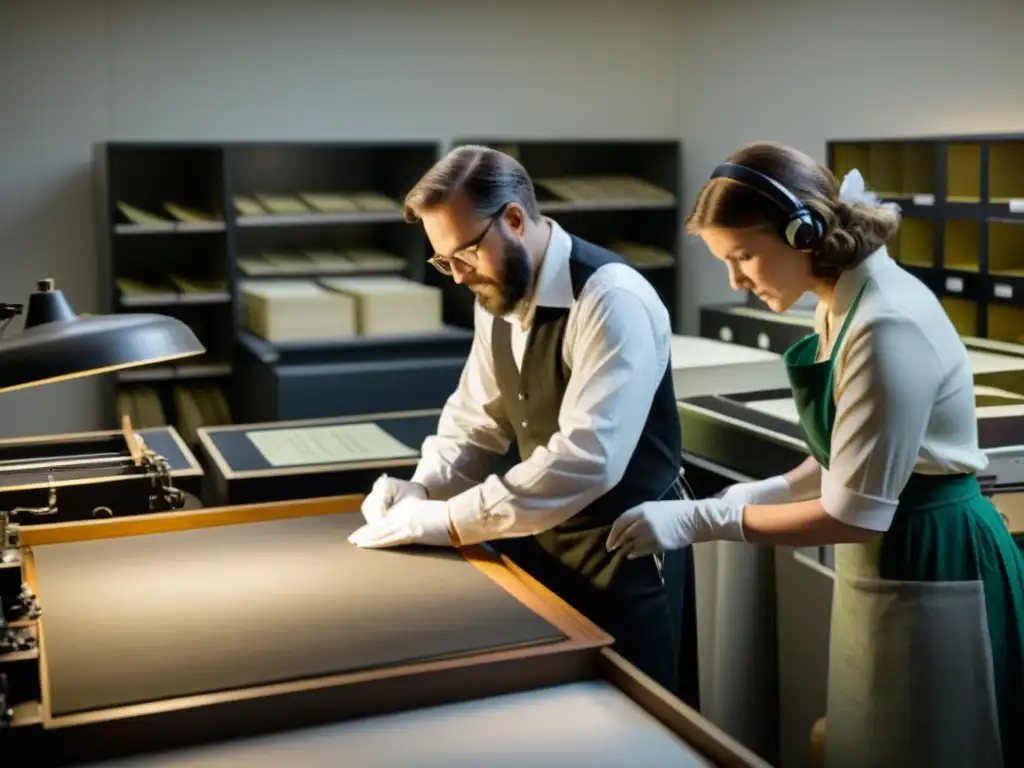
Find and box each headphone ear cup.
[782,211,822,250]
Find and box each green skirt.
[878,473,1024,765]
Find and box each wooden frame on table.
[8,494,768,767]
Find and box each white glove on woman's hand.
[719,475,792,505]
[606,498,746,558]
[360,474,427,524]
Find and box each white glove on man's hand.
[360,474,427,524]
[348,498,453,549]
[606,498,746,558]
[719,475,792,505]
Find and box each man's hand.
[348,498,453,549]
[605,497,747,558]
[360,474,428,524]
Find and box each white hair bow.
[838,169,900,211]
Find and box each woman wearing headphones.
[607,141,1024,767]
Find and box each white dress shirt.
[411,220,673,545]
[817,247,988,532]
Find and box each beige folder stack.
[241,280,357,342]
[319,276,443,336]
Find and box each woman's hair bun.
[809,194,900,278]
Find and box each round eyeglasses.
[427,203,508,276]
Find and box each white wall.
[675,0,1024,330]
[0,0,683,437]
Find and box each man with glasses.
[348,145,689,698]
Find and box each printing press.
[0,421,201,528]
[0,494,766,767]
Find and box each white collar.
[833,246,890,315]
[504,218,575,330]
[816,246,892,335]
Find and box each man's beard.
[473,234,533,316]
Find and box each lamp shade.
[0,280,205,393]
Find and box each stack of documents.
[319,276,443,336]
[242,280,357,342]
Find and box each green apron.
[783,280,1024,767]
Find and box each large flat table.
[6,496,767,768]
[32,512,564,717]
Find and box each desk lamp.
[0,276,205,581]
[0,278,205,392]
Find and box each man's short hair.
[403,145,542,223]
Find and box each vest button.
[521,419,529,428]
[518,392,526,400]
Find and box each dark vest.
[491,236,681,589]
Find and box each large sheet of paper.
[33,514,566,717]
[246,422,418,467]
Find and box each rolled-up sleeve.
[821,315,943,532]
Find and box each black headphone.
[709,163,824,251]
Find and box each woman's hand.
[719,475,793,505]
[606,497,747,558]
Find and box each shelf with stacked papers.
[102,145,228,235]
[229,143,437,288]
[447,139,682,331]
[94,141,447,438]
[95,143,236,438]
[196,409,439,505]
[827,132,1024,342]
[228,143,434,225]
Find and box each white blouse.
[816,248,987,532]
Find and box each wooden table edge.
[599,649,770,768]
[18,496,612,738]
